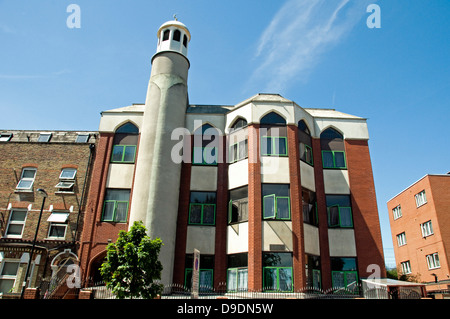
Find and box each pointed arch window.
[163,29,170,41]
[111,123,139,164]
[193,124,219,165]
[173,29,181,42]
[320,128,346,169]
[260,112,287,157]
[228,118,248,163]
[298,120,313,165]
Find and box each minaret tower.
[129,18,190,285]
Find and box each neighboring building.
[0,130,96,295]
[79,18,386,292]
[388,173,450,292]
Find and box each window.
[260,112,287,157]
[298,120,313,165]
[262,184,290,220]
[302,189,318,226]
[0,133,12,142]
[5,210,27,238]
[227,253,248,292]
[326,195,353,228]
[401,261,411,274]
[263,253,293,291]
[47,212,69,239]
[173,29,181,42]
[305,255,321,289]
[397,232,407,246]
[320,128,346,169]
[261,136,288,156]
[185,255,214,291]
[183,34,188,47]
[415,190,427,207]
[426,253,440,270]
[101,189,131,222]
[192,124,219,165]
[38,133,51,142]
[421,220,434,238]
[392,205,402,220]
[230,118,247,132]
[228,119,248,164]
[228,186,248,224]
[189,191,216,225]
[75,134,89,143]
[163,29,170,41]
[55,168,77,192]
[0,260,20,294]
[331,257,358,291]
[111,123,139,164]
[16,167,36,190]
[229,139,248,163]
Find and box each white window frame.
[392,205,402,220]
[0,259,20,294]
[16,167,37,191]
[415,190,427,207]
[401,261,411,274]
[47,223,68,239]
[421,220,434,238]
[75,134,89,143]
[396,232,407,247]
[5,209,28,238]
[0,133,13,142]
[55,168,77,193]
[426,253,440,270]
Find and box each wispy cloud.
[248,0,374,93]
[0,69,71,80]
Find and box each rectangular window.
[189,192,216,225]
[426,253,440,270]
[0,260,20,294]
[227,253,248,291]
[5,210,27,238]
[0,133,12,142]
[37,133,52,142]
[322,150,346,169]
[75,134,90,143]
[47,212,69,239]
[421,220,434,238]
[184,255,214,291]
[330,257,358,291]
[326,195,353,228]
[261,136,288,156]
[415,190,427,207]
[101,189,131,222]
[111,145,137,163]
[392,205,402,220]
[229,139,248,163]
[262,253,293,292]
[193,147,217,165]
[401,261,411,275]
[55,168,77,193]
[262,184,291,220]
[397,232,407,246]
[299,143,313,165]
[302,189,318,226]
[16,167,37,190]
[228,186,248,224]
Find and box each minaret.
[129,18,190,285]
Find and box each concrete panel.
[190,166,218,191]
[106,163,135,189]
[300,161,315,191]
[304,224,320,255]
[261,157,290,183]
[226,222,249,254]
[186,226,216,255]
[262,221,293,251]
[228,159,249,189]
[328,229,357,257]
[323,169,350,194]
[186,113,226,134]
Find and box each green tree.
[100,221,164,299]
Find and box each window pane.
[193,147,203,164]
[276,197,290,219]
[105,189,130,201]
[22,169,36,179]
[263,268,277,290]
[346,272,358,289]
[102,201,115,221]
[10,210,27,221]
[115,202,129,222]
[274,137,287,155]
[227,269,237,291]
[322,151,334,168]
[49,225,66,238]
[123,145,136,162]
[202,204,215,225]
[0,279,15,294]
[238,140,247,160]
[200,270,213,289]
[332,271,345,288]
[190,192,216,204]
[229,144,236,163]
[237,269,248,290]
[278,268,293,291]
[111,145,124,162]
[60,168,77,179]
[1,262,19,276]
[340,207,353,227]
[203,147,217,165]
[334,152,346,168]
[189,204,202,224]
[328,206,340,227]
[263,195,276,219]
[261,136,272,155]
[6,224,23,236]
[17,180,33,189]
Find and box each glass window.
[38,133,52,142]
[183,34,188,47]
[262,253,293,291]
[184,255,214,291]
[421,220,433,237]
[262,184,290,220]
[101,189,131,222]
[75,134,89,143]
[227,253,248,292]
[392,205,402,220]
[48,223,67,239]
[322,151,346,169]
[163,29,170,41]
[60,168,77,180]
[302,189,318,226]
[0,133,13,142]
[415,190,427,207]
[326,195,353,228]
[330,257,358,291]
[397,232,407,246]
[173,29,181,42]
[401,261,411,274]
[228,186,248,224]
[0,261,20,294]
[6,210,27,238]
[298,120,313,165]
[230,118,247,132]
[189,192,216,225]
[426,253,440,270]
[320,128,345,169]
[16,168,37,190]
[193,124,219,166]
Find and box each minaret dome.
[156,18,191,58]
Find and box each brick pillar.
[287,125,306,290]
[78,289,93,299]
[345,139,386,278]
[24,288,40,299]
[214,135,228,289]
[312,138,332,290]
[248,124,262,291]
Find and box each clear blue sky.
[1,0,449,269]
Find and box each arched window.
[173,29,181,42]
[320,127,346,169]
[260,112,287,157]
[111,123,139,163]
[228,118,248,163]
[163,29,170,41]
[230,118,248,132]
[193,124,219,165]
[298,120,313,165]
[183,34,188,47]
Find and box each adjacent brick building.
[0,130,96,295]
[388,173,450,292]
[79,18,386,292]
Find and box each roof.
[157,19,191,40]
[304,108,365,120]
